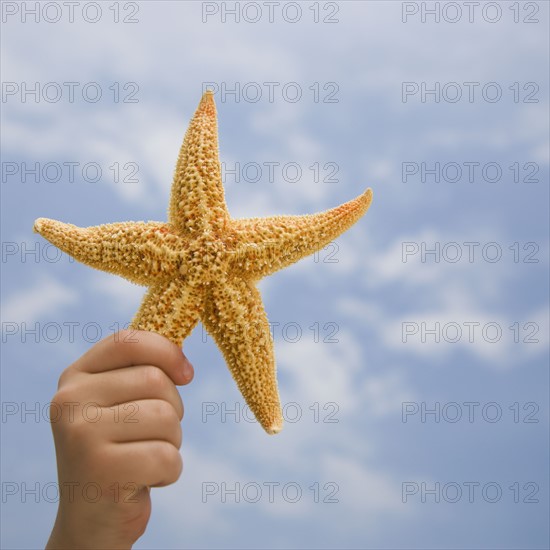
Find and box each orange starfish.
[34,91,373,434]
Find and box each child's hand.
[46,330,194,550]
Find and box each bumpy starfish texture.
[34,91,373,434]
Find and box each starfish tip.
[197,89,216,116]
[33,218,48,234]
[266,422,283,435]
[201,89,215,103]
[362,187,373,209]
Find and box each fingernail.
[182,354,194,382]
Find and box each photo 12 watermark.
[1,2,140,24]
[401,2,540,24]
[199,320,340,344]
[401,81,539,103]
[222,161,339,185]
[2,161,140,184]
[1,321,141,344]
[401,321,540,344]
[201,81,339,103]
[202,400,340,425]
[402,401,540,423]
[228,241,341,265]
[2,81,140,104]
[402,481,540,504]
[1,481,141,504]
[2,400,141,425]
[202,481,339,504]
[2,241,75,264]
[201,1,340,24]
[401,162,539,184]
[401,241,540,264]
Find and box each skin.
[46,330,194,549]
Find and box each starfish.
[33,91,373,434]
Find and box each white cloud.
[361,370,417,418]
[277,328,363,415]
[319,453,407,517]
[385,307,549,367]
[334,227,549,368]
[2,2,548,548]
[1,276,78,325]
[151,445,238,536]
[91,270,146,314]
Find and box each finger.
[105,440,183,488]
[99,399,182,448]
[68,365,184,420]
[73,330,194,385]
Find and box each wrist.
[46,504,138,550]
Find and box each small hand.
[46,330,194,549]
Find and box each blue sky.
[1,1,549,548]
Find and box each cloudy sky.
[1,1,549,548]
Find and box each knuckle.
[51,386,72,407]
[49,396,102,445]
[157,443,182,484]
[109,329,142,357]
[56,366,76,390]
[141,366,168,392]
[151,399,176,422]
[59,412,89,444]
[50,387,82,422]
[174,422,183,449]
[113,328,139,345]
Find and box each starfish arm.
[201,278,283,434]
[130,280,202,345]
[33,91,374,436]
[168,91,229,237]
[33,218,185,285]
[228,188,372,279]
